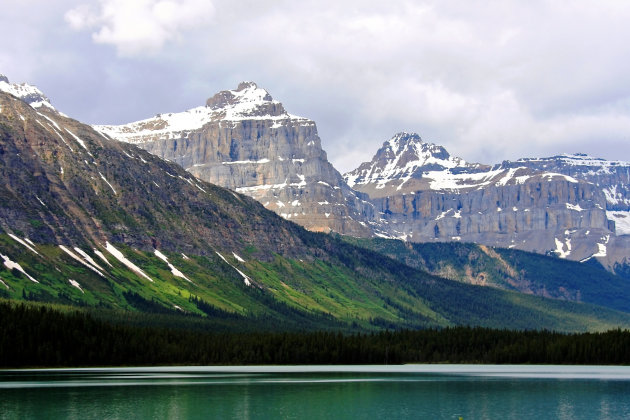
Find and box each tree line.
[1,301,630,367]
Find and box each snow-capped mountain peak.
[95,82,308,144]
[344,132,469,194]
[383,132,463,167]
[205,81,288,120]
[0,74,57,112]
[207,81,273,108]
[93,81,373,237]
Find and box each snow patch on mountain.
[591,235,610,258]
[603,185,630,206]
[74,248,105,272]
[98,172,117,195]
[64,128,91,153]
[607,211,630,235]
[59,245,105,277]
[1,254,38,283]
[554,237,572,258]
[215,252,251,286]
[105,242,153,282]
[8,233,40,256]
[154,249,191,282]
[69,279,84,293]
[518,153,630,176]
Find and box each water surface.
[2,365,629,419]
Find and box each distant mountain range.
[345,132,630,270]
[1,74,630,332]
[90,80,629,273]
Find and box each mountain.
[2,83,630,332]
[344,133,630,270]
[95,82,375,237]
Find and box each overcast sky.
[2,1,630,172]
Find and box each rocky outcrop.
[96,82,374,236]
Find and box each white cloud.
[5,0,628,171]
[65,0,215,56]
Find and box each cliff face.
[502,154,630,210]
[96,82,374,236]
[499,154,630,238]
[345,133,629,267]
[371,175,611,257]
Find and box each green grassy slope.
[2,232,630,333]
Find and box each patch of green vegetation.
[28,219,44,229]
[2,233,630,333]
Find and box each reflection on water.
[1,365,630,419]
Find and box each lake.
[2,365,630,419]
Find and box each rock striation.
[96,82,374,236]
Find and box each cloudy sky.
[2,0,630,172]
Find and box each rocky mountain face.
[96,82,374,237]
[345,133,630,269]
[499,154,630,233]
[95,76,629,271]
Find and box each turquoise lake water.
[1,365,630,419]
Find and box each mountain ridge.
[95,80,628,271]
